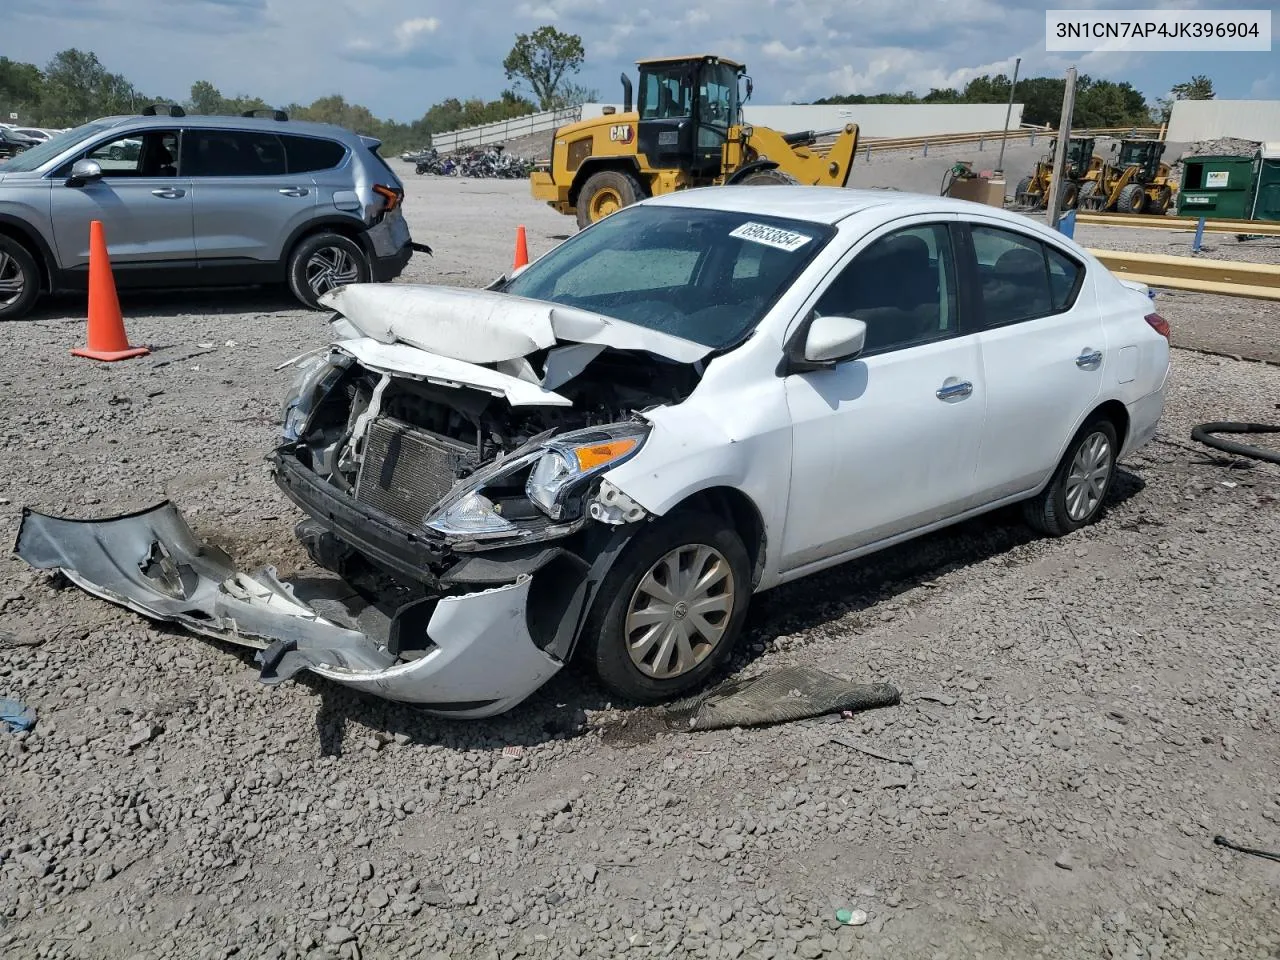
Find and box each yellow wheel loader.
[1077,138,1176,214]
[529,54,860,229]
[1014,136,1100,210]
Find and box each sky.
[6,0,1276,122]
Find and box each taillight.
[373,183,401,212]
[1144,312,1170,339]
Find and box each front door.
[48,128,195,271]
[780,218,987,573]
[963,220,1105,501]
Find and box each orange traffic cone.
[72,220,149,362]
[513,225,529,271]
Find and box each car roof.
[91,113,364,141]
[642,184,1073,237]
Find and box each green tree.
[188,80,223,115]
[1155,74,1214,123]
[39,49,140,125]
[502,26,586,110]
[0,57,44,121]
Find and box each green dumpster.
[1176,154,1255,219]
[1247,143,1280,222]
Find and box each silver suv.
[0,104,421,320]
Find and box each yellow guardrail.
[1088,249,1280,301]
[1076,212,1280,237]
[829,125,1164,155]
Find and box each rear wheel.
[0,235,40,322]
[1061,182,1079,209]
[737,167,800,186]
[1117,183,1146,214]
[1024,416,1119,537]
[287,232,370,309]
[576,170,644,230]
[582,511,751,703]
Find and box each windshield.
[0,121,116,172]
[503,204,833,350]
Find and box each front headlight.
[423,491,517,539]
[526,423,648,519]
[280,352,349,442]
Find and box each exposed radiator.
[355,417,471,526]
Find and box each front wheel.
[287,233,370,310]
[575,170,644,230]
[1023,417,1119,537]
[0,235,41,321]
[582,511,752,703]
[737,167,800,186]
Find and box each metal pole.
[996,57,1021,174]
[1193,217,1205,253]
[1046,66,1077,229]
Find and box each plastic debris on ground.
[0,696,37,733]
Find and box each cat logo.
[608,124,634,144]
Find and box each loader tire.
[1015,175,1033,205]
[737,168,800,186]
[1155,184,1173,214]
[1118,183,1147,214]
[576,170,644,230]
[1077,180,1100,210]
[1061,182,1079,210]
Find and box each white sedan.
[17,187,1170,717]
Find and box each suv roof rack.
[241,108,289,121]
[141,103,186,117]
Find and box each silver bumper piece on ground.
[14,501,563,719]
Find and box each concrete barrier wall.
[580,102,1024,138]
[1167,100,1280,143]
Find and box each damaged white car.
[17,187,1170,718]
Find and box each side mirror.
[66,158,103,186]
[803,315,866,364]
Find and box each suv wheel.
[287,233,370,309]
[0,236,40,322]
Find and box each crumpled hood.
[317,283,713,367]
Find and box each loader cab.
[1116,139,1164,180]
[1066,137,1096,175]
[635,54,744,176]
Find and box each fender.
[726,160,781,184]
[280,213,373,263]
[0,213,57,291]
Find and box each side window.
[185,130,286,177]
[280,134,346,173]
[971,225,1080,327]
[812,223,958,356]
[84,130,179,177]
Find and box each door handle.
[151,188,185,199]
[1076,350,1103,368]
[278,187,309,197]
[936,380,973,401]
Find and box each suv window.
[971,225,1082,327]
[280,134,346,173]
[81,130,180,177]
[185,130,287,177]
[812,223,959,356]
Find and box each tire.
[287,232,370,310]
[575,169,644,230]
[1155,184,1172,214]
[1015,175,1033,197]
[737,167,800,185]
[109,146,123,160]
[1077,179,1099,209]
[1117,183,1146,214]
[0,234,41,322]
[1023,416,1120,537]
[581,510,752,704]
[1061,182,1079,210]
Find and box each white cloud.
[349,15,440,55]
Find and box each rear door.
[48,128,195,270]
[962,219,1104,502]
[184,128,317,266]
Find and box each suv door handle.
[278,187,309,197]
[151,188,185,199]
[1076,350,1103,368]
[936,380,973,401]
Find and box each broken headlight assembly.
[422,422,649,540]
[280,351,350,442]
[525,423,648,520]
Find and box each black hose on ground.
[1190,422,1280,465]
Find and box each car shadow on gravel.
[12,286,309,323]
[247,468,1146,757]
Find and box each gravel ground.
[2,173,1278,960]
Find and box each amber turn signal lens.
[573,438,639,471]
[373,184,400,211]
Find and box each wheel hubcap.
[0,250,25,308]
[304,246,360,297]
[1064,431,1112,521]
[624,544,735,680]
[590,188,622,221]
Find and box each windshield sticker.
[729,221,814,252]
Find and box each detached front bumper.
[14,501,563,719]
